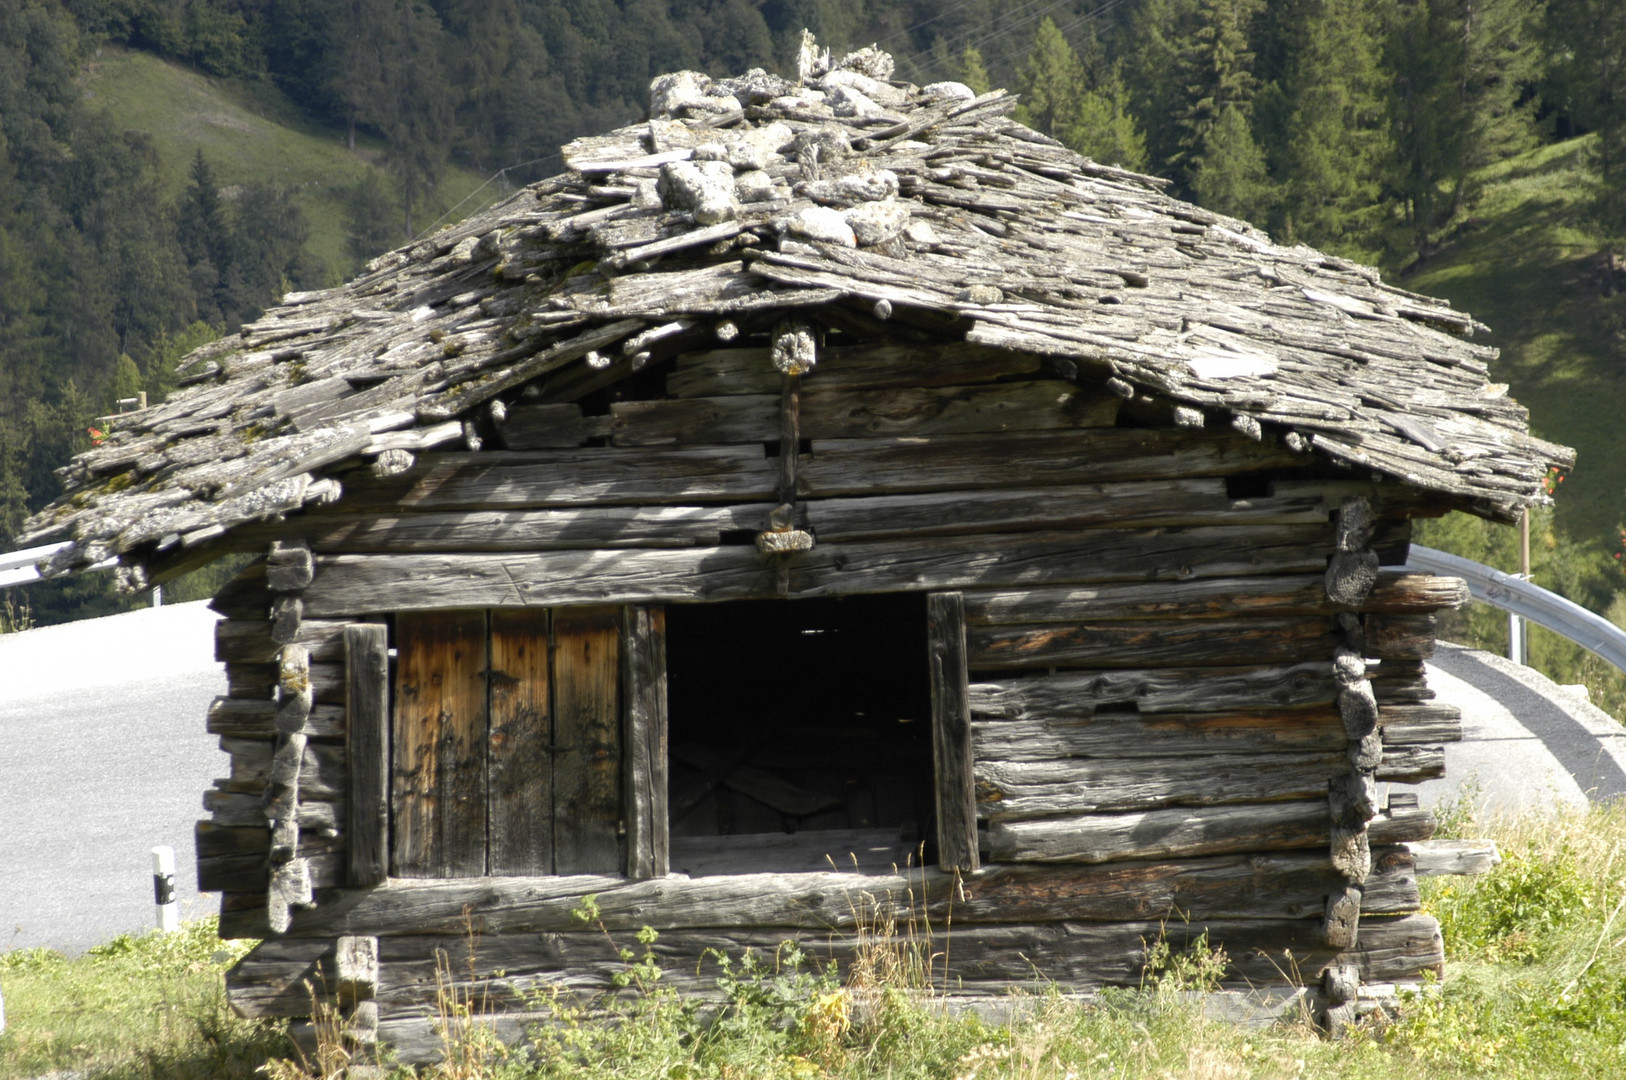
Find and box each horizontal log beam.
[962,572,1469,625]
[665,340,1045,397]
[304,525,1340,616]
[610,381,1120,446]
[986,800,1334,864]
[970,663,1338,719]
[974,753,1347,820]
[230,851,1419,941]
[224,913,1444,1019]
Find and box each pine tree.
[1014,18,1085,140]
[1544,0,1626,288]
[1262,0,1396,259]
[176,149,232,323]
[345,170,401,272]
[1122,0,1201,179]
[1386,0,1539,260]
[1173,0,1271,218]
[960,45,990,96]
[1069,66,1149,171]
[1014,19,1148,172]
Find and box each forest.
[2,0,1625,626]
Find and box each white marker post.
[152,845,178,932]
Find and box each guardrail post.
[152,845,178,932]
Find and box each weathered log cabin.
[25,40,1573,1058]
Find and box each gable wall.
[198,337,1468,1051]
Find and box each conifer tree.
[960,45,990,95]
[1014,19,1148,171]
[1544,0,1626,289]
[1386,0,1539,260]
[1173,0,1271,218]
[1122,0,1200,179]
[1260,0,1396,259]
[175,149,232,324]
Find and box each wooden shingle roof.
[24,44,1572,581]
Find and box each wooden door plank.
[345,623,390,886]
[552,606,623,874]
[392,610,488,878]
[928,592,979,872]
[488,610,553,875]
[622,606,670,880]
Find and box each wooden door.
[390,605,629,877]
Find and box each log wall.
[201,331,1466,1056]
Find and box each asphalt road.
[0,601,224,956]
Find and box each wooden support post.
[336,935,379,1052]
[346,624,390,887]
[622,606,670,879]
[928,592,979,872]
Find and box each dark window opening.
[1225,472,1274,499]
[664,595,936,875]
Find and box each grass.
[0,918,282,1079]
[1405,134,1626,553]
[6,803,1626,1078]
[78,45,508,280]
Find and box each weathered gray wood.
[1379,703,1463,745]
[217,615,348,665]
[206,697,345,739]
[300,503,778,553]
[778,374,801,505]
[345,624,390,887]
[343,446,777,511]
[970,663,1337,720]
[986,800,1334,863]
[1404,839,1501,876]
[206,790,343,830]
[622,606,670,880]
[305,525,1340,616]
[219,850,1421,940]
[336,936,379,1006]
[499,402,594,449]
[974,752,1346,820]
[806,481,1336,543]
[973,707,1347,760]
[928,592,978,872]
[393,610,487,878]
[1363,614,1436,660]
[218,736,345,798]
[225,661,345,703]
[1323,885,1362,949]
[1375,745,1446,782]
[198,849,343,893]
[967,617,1341,671]
[267,540,315,592]
[961,572,1470,624]
[551,606,623,875]
[610,381,1120,446]
[799,429,1303,496]
[665,340,1045,397]
[1367,798,1436,845]
[487,609,553,875]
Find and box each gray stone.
[657,160,738,225]
[833,45,894,81]
[845,199,911,246]
[924,81,976,101]
[734,170,779,203]
[819,69,906,108]
[783,205,856,247]
[648,71,712,118]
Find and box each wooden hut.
[24,41,1573,1058]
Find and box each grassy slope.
[1404,136,1626,550]
[78,45,505,281]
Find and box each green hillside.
[77,45,504,279]
[1406,136,1626,550]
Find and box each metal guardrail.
[1404,544,1626,676]
[0,541,118,589]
